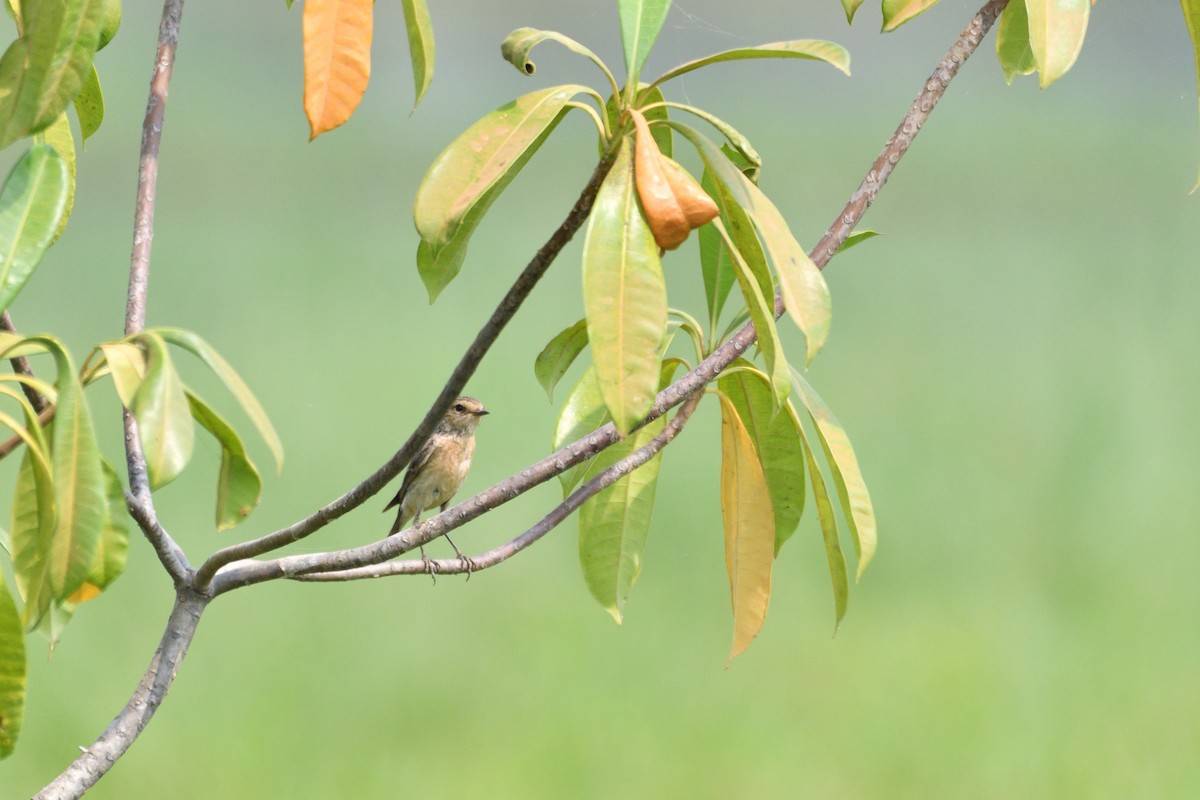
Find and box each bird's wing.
[383,435,437,512]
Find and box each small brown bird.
[384,396,489,568]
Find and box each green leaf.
[717,394,775,665]
[1026,0,1089,89]
[534,318,588,402]
[0,0,105,148]
[0,570,25,759]
[0,145,70,312]
[671,123,831,364]
[698,171,735,334]
[710,212,788,408]
[578,412,666,623]
[658,102,759,174]
[153,327,283,473]
[413,85,589,300]
[32,115,75,246]
[802,429,848,629]
[96,0,120,51]
[72,63,102,144]
[649,40,850,87]
[400,0,434,109]
[501,27,616,96]
[881,0,941,32]
[10,440,55,631]
[719,364,806,554]
[552,366,608,495]
[841,0,867,24]
[995,0,1036,85]
[618,0,671,89]
[79,459,128,595]
[791,368,876,578]
[130,332,194,489]
[186,390,263,532]
[1184,0,1200,190]
[581,137,666,436]
[98,341,143,406]
[837,229,881,254]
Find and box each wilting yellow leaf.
[303,0,373,140]
[718,395,775,665]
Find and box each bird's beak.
[476,409,490,416]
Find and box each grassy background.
[5,1,1200,797]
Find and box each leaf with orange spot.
[303,0,373,140]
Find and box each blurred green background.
[5,1,1200,797]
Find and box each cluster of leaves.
[409,0,876,664]
[0,0,282,760]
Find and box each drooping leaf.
[98,340,144,406]
[154,328,283,473]
[1184,0,1200,190]
[672,123,831,363]
[578,412,666,623]
[9,436,55,631]
[698,172,735,333]
[0,145,70,312]
[534,318,588,402]
[617,0,671,89]
[45,360,104,602]
[658,102,760,173]
[96,0,120,51]
[995,0,1036,85]
[0,0,105,148]
[302,0,373,140]
[0,570,25,759]
[802,428,848,629]
[552,366,608,495]
[717,395,775,665]
[69,459,128,600]
[836,229,881,254]
[130,332,194,489]
[719,364,806,553]
[413,84,588,300]
[32,115,74,246]
[71,63,102,143]
[650,39,850,87]
[881,0,941,32]
[186,390,263,532]
[400,0,434,109]
[582,137,666,436]
[1026,0,1089,89]
[791,367,876,577]
[841,0,867,24]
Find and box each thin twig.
[34,590,208,800]
[0,310,49,413]
[123,0,191,586]
[206,0,1010,595]
[193,154,617,590]
[295,392,704,581]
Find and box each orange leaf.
[630,109,688,250]
[303,0,373,140]
[661,155,719,231]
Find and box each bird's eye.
[453,404,465,413]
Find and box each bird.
[384,396,489,574]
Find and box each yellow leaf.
[303,0,373,140]
[718,395,775,665]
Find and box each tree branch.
[123,0,191,586]
[204,0,1009,597]
[193,154,617,590]
[294,391,704,581]
[34,590,208,800]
